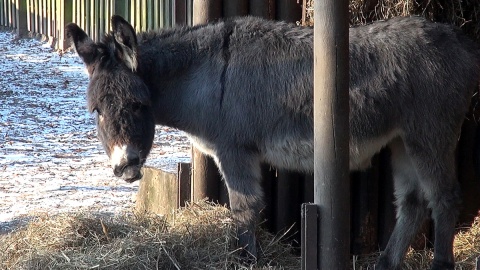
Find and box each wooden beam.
[313,0,350,268]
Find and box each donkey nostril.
[113,165,124,177]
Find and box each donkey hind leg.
[410,146,460,270]
[376,139,429,270]
[213,150,264,261]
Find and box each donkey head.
[66,16,155,182]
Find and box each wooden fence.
[0,0,176,49]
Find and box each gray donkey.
[65,15,480,269]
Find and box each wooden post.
[189,0,223,204]
[15,0,28,37]
[192,0,221,24]
[313,0,350,269]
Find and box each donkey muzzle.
[110,145,143,182]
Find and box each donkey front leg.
[213,150,264,261]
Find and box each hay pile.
[306,0,480,40]
[1,201,479,269]
[0,201,300,270]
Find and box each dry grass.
[1,201,479,269]
[305,0,480,40]
[0,201,300,270]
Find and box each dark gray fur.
[65,15,480,270]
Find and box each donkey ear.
[65,23,99,69]
[111,15,138,71]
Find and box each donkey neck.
[136,21,234,134]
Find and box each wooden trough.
[135,163,191,217]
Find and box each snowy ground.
[0,30,191,232]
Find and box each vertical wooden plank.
[457,119,480,225]
[96,0,100,41]
[0,0,3,26]
[99,0,104,39]
[130,0,135,30]
[164,0,171,27]
[141,0,146,31]
[52,0,56,43]
[301,203,318,270]
[276,0,301,23]
[81,0,86,33]
[24,0,29,31]
[275,170,302,234]
[159,0,164,28]
[4,0,7,26]
[313,0,350,268]
[223,0,248,18]
[6,0,10,27]
[5,0,12,27]
[114,0,127,18]
[15,0,28,37]
[35,0,38,32]
[177,162,192,207]
[191,147,222,202]
[174,0,186,25]
[90,0,95,41]
[42,0,46,35]
[72,0,77,23]
[0,0,4,26]
[57,0,72,50]
[85,0,90,37]
[351,169,379,255]
[47,0,52,39]
[146,0,151,30]
[377,149,396,249]
[104,0,109,32]
[153,0,159,28]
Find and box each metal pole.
[313,0,350,269]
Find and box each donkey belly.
[263,136,315,172]
[263,130,400,173]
